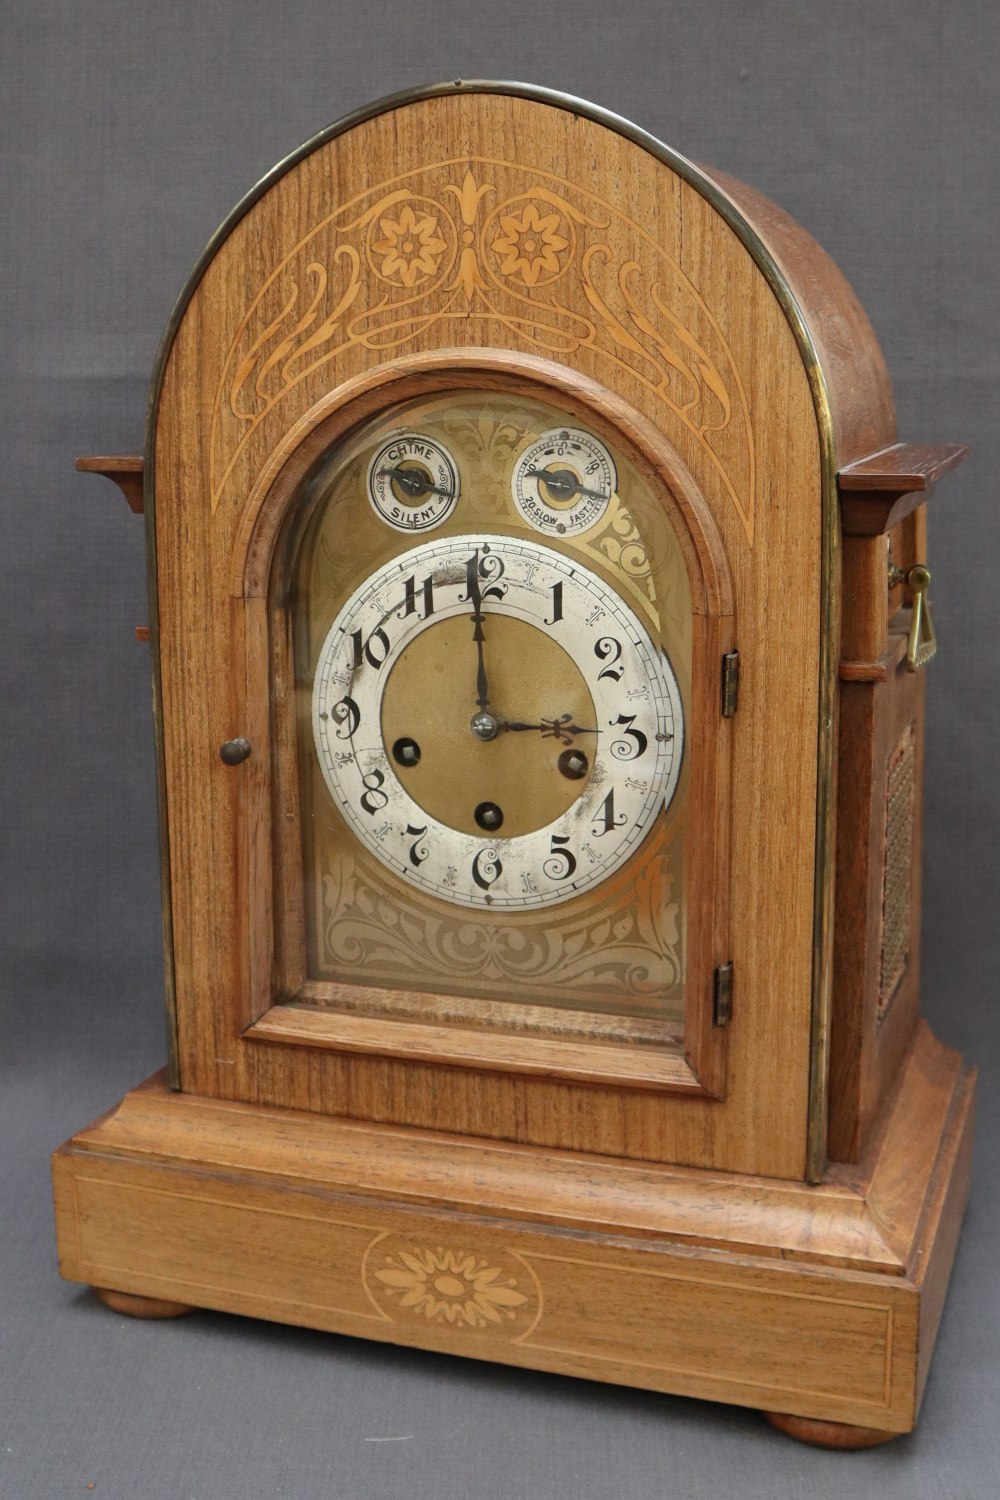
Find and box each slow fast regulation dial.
[312,534,683,910]
[511,427,617,537]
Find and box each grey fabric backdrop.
[3,2,998,1497]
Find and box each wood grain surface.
[52,1021,975,1435]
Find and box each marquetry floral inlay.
[490,202,571,286]
[370,205,447,287]
[372,1246,529,1329]
[211,158,756,542]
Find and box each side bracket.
[76,454,145,514]
[837,443,968,536]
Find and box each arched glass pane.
[282,387,693,1044]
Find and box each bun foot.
[763,1411,902,1449]
[94,1287,193,1319]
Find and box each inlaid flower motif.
[373,1246,528,1328]
[491,203,570,287]
[371,205,447,287]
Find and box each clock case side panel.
[238,356,735,1099]
[831,609,926,1161]
[700,170,958,1172]
[696,166,899,1179]
[147,86,836,1176]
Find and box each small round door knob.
[219,737,252,766]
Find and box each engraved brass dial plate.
[287,385,693,1028]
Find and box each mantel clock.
[55,83,974,1447]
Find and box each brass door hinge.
[713,962,734,1027]
[721,651,740,717]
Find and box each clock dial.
[367,431,459,531]
[511,426,616,537]
[312,534,683,910]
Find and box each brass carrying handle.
[889,562,936,672]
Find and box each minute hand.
[474,617,489,713]
[464,550,490,714]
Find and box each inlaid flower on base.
[372,1245,529,1329]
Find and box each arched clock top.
[206,155,759,543]
[150,83,898,540]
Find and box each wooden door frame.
[229,351,735,1099]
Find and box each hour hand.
[499,713,599,744]
[378,464,454,500]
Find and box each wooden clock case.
[55,83,974,1447]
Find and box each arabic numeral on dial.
[405,823,429,867]
[471,847,503,891]
[543,834,577,881]
[461,546,507,603]
[330,695,360,739]
[351,626,391,670]
[480,546,507,593]
[595,636,624,682]
[593,788,627,838]
[399,573,435,620]
[610,713,648,759]
[359,768,388,815]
